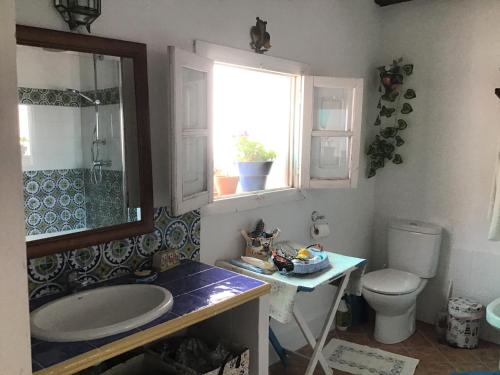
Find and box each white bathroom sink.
[31,284,173,342]
[487,298,500,330]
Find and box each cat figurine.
[250,17,271,53]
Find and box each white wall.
[79,54,120,91]
[21,105,83,170]
[17,45,120,91]
[17,46,84,170]
[17,45,123,171]
[0,0,32,373]
[375,0,500,342]
[15,0,381,358]
[17,45,82,90]
[81,105,123,171]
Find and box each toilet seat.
[363,268,421,295]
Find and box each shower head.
[65,88,100,105]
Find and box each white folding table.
[218,252,366,375]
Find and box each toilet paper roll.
[311,223,330,239]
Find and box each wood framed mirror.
[16,25,153,259]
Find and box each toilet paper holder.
[311,211,330,239]
[311,210,326,223]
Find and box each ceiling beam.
[375,0,412,6]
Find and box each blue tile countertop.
[29,260,269,374]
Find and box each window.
[168,43,363,215]
[301,77,363,189]
[213,63,296,198]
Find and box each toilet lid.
[363,269,421,295]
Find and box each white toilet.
[362,219,442,344]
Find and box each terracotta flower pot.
[214,175,239,196]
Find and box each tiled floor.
[269,321,500,375]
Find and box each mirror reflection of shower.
[18,44,138,240]
[65,54,111,184]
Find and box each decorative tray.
[291,252,330,274]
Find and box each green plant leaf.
[403,64,414,75]
[401,103,413,114]
[381,127,398,139]
[404,89,416,99]
[395,135,405,147]
[382,90,399,102]
[372,158,384,169]
[397,119,408,130]
[367,168,376,178]
[374,116,381,126]
[383,143,395,155]
[236,136,276,161]
[380,106,396,118]
[393,154,403,164]
[367,144,375,155]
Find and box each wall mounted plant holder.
[366,57,415,178]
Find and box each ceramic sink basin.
[31,284,173,342]
[486,298,500,329]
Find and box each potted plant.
[214,169,239,197]
[236,136,276,192]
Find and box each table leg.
[269,325,288,366]
[293,305,332,375]
[304,272,351,375]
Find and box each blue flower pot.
[238,161,274,192]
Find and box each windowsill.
[201,188,307,216]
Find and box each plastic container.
[336,297,352,331]
[291,251,330,274]
[446,297,484,349]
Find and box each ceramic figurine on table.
[241,219,280,260]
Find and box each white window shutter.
[301,76,363,189]
[168,46,213,215]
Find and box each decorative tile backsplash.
[23,168,128,236]
[84,169,125,228]
[18,87,120,107]
[81,87,120,106]
[19,87,81,107]
[28,207,201,300]
[24,169,86,236]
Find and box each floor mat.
[323,338,419,375]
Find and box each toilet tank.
[387,219,442,278]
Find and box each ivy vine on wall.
[367,58,415,178]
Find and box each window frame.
[195,41,309,213]
[168,46,214,216]
[170,41,364,216]
[301,76,364,189]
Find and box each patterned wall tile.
[27,207,201,300]
[18,87,120,107]
[18,87,81,107]
[24,168,132,235]
[24,169,86,236]
[80,87,121,107]
[84,169,126,228]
